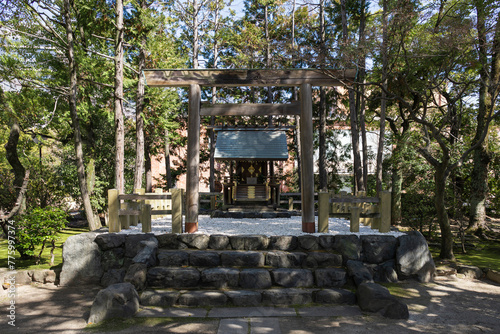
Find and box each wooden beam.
[143,69,355,87]
[201,102,301,116]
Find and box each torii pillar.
[300,83,315,233]
[186,84,201,233]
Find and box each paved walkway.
[1,276,500,333]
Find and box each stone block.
[201,268,240,288]
[124,234,157,258]
[269,236,298,251]
[333,235,362,263]
[95,233,126,251]
[157,250,189,267]
[101,248,125,272]
[262,288,313,305]
[314,288,356,305]
[229,235,270,250]
[266,251,306,268]
[88,283,139,324]
[239,269,272,289]
[487,269,500,284]
[225,290,262,306]
[272,268,314,288]
[396,231,436,282]
[60,232,102,286]
[147,267,200,288]
[314,268,347,288]
[298,235,319,250]
[178,234,210,249]
[346,260,373,287]
[209,235,230,250]
[304,252,342,268]
[178,291,227,307]
[124,263,148,291]
[140,290,180,307]
[457,265,483,279]
[132,240,158,267]
[361,235,398,264]
[101,268,126,287]
[156,234,187,249]
[221,251,265,267]
[318,235,335,250]
[190,251,221,267]
[44,270,57,284]
[356,282,409,320]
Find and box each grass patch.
[0,227,88,270]
[429,240,500,271]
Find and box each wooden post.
[130,188,141,226]
[288,197,294,211]
[141,203,152,233]
[350,206,361,232]
[171,188,183,234]
[210,194,216,211]
[154,188,162,219]
[318,192,329,233]
[108,189,120,233]
[379,191,392,233]
[136,188,145,225]
[300,83,315,233]
[186,84,200,233]
[120,202,130,229]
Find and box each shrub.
[14,207,67,264]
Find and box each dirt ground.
[1,275,499,333]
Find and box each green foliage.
[14,207,67,262]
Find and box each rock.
[157,250,189,267]
[266,251,306,268]
[314,268,347,288]
[88,283,139,324]
[201,268,240,288]
[457,265,483,279]
[156,234,187,249]
[487,269,500,284]
[100,269,126,287]
[333,235,362,263]
[314,289,356,305]
[32,270,46,283]
[140,290,179,307]
[272,268,314,288]
[178,291,227,307]
[298,235,319,250]
[101,248,125,272]
[44,270,57,284]
[221,251,265,267]
[262,288,313,305]
[346,260,373,287]
[239,269,272,289]
[124,263,148,291]
[132,240,158,267]
[318,235,335,250]
[225,290,262,306]
[304,252,342,268]
[368,260,398,283]
[209,235,230,250]
[396,231,436,282]
[269,236,298,251]
[361,235,398,264]
[147,267,200,288]
[229,235,269,250]
[95,234,126,251]
[178,234,210,249]
[60,232,103,286]
[124,234,157,258]
[190,251,221,267]
[356,282,409,320]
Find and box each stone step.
[145,266,347,289]
[139,287,356,308]
[156,249,343,269]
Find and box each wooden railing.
[108,188,183,234]
[318,191,391,233]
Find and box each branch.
[0,170,30,222]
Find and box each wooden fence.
[318,191,391,233]
[108,188,183,233]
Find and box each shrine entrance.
[143,69,355,233]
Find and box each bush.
[14,207,67,263]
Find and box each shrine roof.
[214,130,288,161]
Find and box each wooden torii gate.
[143,69,355,233]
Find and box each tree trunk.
[341,0,364,193]
[114,0,125,194]
[145,139,152,192]
[63,0,100,230]
[357,0,368,191]
[318,1,327,191]
[5,120,26,193]
[165,129,172,189]
[133,0,147,190]
[435,165,455,260]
